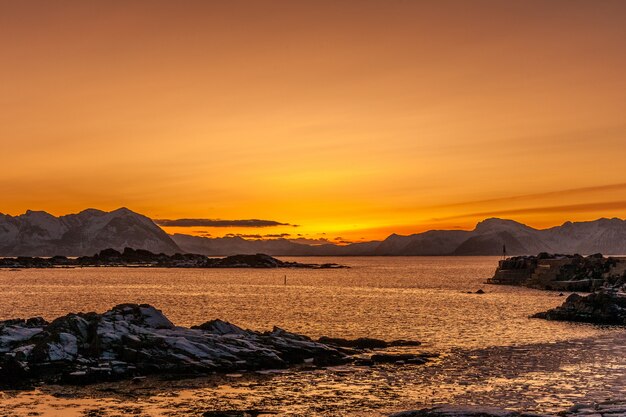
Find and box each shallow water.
[0,257,607,350]
[0,257,623,416]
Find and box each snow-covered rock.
[0,304,348,386]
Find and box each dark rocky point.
[203,411,277,417]
[390,405,547,417]
[532,289,626,325]
[317,336,421,350]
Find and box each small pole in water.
[284,275,287,286]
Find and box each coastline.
[1,256,623,416]
[2,330,626,416]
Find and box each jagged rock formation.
[0,304,432,387]
[0,208,180,256]
[0,304,347,386]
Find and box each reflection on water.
[0,257,623,416]
[0,257,608,350]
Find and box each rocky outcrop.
[0,248,346,269]
[0,304,347,387]
[488,253,625,291]
[317,336,421,349]
[390,405,546,417]
[0,304,430,388]
[532,290,626,324]
[390,402,626,417]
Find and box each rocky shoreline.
[487,253,626,292]
[0,248,346,269]
[483,252,626,326]
[0,304,431,388]
[532,289,626,325]
[390,403,626,417]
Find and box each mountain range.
[1,208,625,257]
[0,208,179,256]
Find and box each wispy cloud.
[224,233,292,239]
[155,218,297,228]
[429,182,626,211]
[433,200,626,222]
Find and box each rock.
[317,336,421,349]
[203,411,277,417]
[475,289,485,294]
[388,339,422,347]
[487,253,624,291]
[532,290,626,324]
[0,304,349,387]
[390,402,626,417]
[0,249,345,269]
[192,319,249,335]
[370,353,435,364]
[317,336,389,349]
[390,405,548,417]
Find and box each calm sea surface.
[1,257,625,416]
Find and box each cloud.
[155,218,296,228]
[429,182,626,211]
[223,233,292,239]
[433,200,626,222]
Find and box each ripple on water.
[0,257,623,415]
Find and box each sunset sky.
[2,1,625,242]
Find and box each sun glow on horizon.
[1,1,625,240]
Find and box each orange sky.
[1,1,625,241]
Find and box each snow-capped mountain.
[0,208,180,256]
[2,207,625,257]
[376,217,626,256]
[173,217,626,256]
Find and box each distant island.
[0,248,345,269]
[2,207,626,257]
